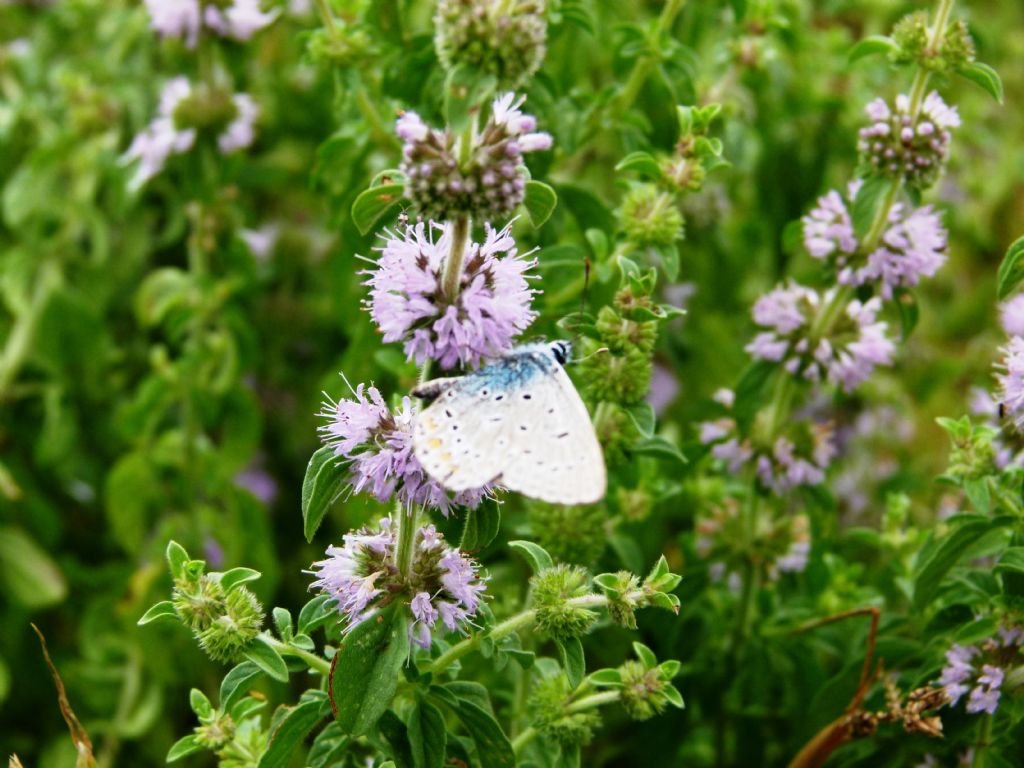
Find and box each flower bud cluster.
[434,0,547,88]
[580,287,659,405]
[320,384,488,515]
[398,93,552,222]
[890,12,975,73]
[182,687,269,766]
[617,184,684,249]
[170,554,264,663]
[529,674,601,748]
[309,518,487,648]
[527,501,608,568]
[590,643,683,722]
[531,564,598,640]
[857,91,960,189]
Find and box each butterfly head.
[550,339,572,366]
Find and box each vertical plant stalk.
[0,260,60,402]
[613,0,686,113]
[443,216,472,301]
[396,501,420,578]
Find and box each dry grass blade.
[30,624,96,768]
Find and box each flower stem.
[313,0,336,31]
[396,501,420,579]
[972,713,992,767]
[564,690,620,714]
[0,260,60,403]
[613,0,687,113]
[265,636,332,677]
[511,726,538,754]
[442,216,471,301]
[428,609,538,675]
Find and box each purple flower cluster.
[746,283,895,392]
[122,79,259,189]
[398,93,552,221]
[310,518,486,647]
[320,384,487,515]
[366,220,537,369]
[1000,294,1024,337]
[938,626,1022,715]
[803,182,948,299]
[858,91,960,188]
[144,0,277,48]
[698,389,837,495]
[996,336,1024,431]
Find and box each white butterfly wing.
[412,353,606,504]
[498,365,606,505]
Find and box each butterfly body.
[412,341,606,505]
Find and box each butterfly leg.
[411,377,461,403]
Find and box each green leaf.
[298,595,335,635]
[615,151,662,178]
[848,35,898,63]
[556,637,586,689]
[166,541,190,580]
[448,697,515,768]
[632,642,657,669]
[138,601,178,626]
[523,181,558,228]
[995,547,1024,576]
[460,503,501,552]
[508,540,554,574]
[273,608,293,640]
[588,669,623,687]
[244,636,290,683]
[958,61,1004,104]
[963,478,991,515]
[996,236,1024,300]
[190,689,213,718]
[302,445,348,542]
[220,567,262,592]
[0,526,67,610]
[258,693,329,768]
[631,435,687,464]
[105,452,160,554]
[307,723,350,768]
[851,176,894,240]
[329,607,410,735]
[378,710,413,768]
[408,698,447,768]
[732,360,775,433]
[166,735,203,762]
[220,662,263,712]
[625,401,656,438]
[913,517,1004,609]
[351,183,406,236]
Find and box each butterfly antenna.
[572,346,610,364]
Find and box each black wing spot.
[523,394,532,400]
[519,425,528,431]
[444,409,453,418]
[495,394,504,401]
[452,425,459,431]
[481,389,489,396]
[557,432,570,439]
[447,390,455,398]
[547,408,555,414]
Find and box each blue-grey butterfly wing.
[413,348,606,504]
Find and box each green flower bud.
[891,12,975,73]
[173,573,227,631]
[217,717,269,768]
[172,85,238,137]
[435,0,547,88]
[530,675,601,748]
[528,502,608,567]
[939,416,997,481]
[617,184,684,248]
[941,20,976,70]
[532,564,597,640]
[197,587,263,663]
[307,25,373,67]
[619,659,671,721]
[194,713,236,750]
[593,404,635,466]
[599,571,641,629]
[595,305,658,354]
[582,344,652,405]
[616,487,652,523]
[661,156,705,193]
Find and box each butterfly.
[411,340,607,505]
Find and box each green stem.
[428,609,538,675]
[0,260,60,402]
[564,690,620,714]
[613,0,686,113]
[511,726,538,754]
[442,216,471,301]
[313,0,336,31]
[972,713,992,767]
[266,636,332,677]
[355,81,402,152]
[396,502,420,579]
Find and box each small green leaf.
[220,662,263,711]
[851,176,894,240]
[631,435,687,464]
[995,547,1024,576]
[351,184,406,236]
[244,636,289,683]
[588,669,623,687]
[138,601,177,626]
[298,595,335,635]
[307,723,350,768]
[166,735,203,762]
[460,503,501,552]
[220,567,261,592]
[444,64,497,133]
[302,446,349,542]
[408,698,447,768]
[448,697,515,768]
[964,478,991,515]
[523,181,558,228]
[330,607,410,735]
[190,689,213,718]
[508,540,554,574]
[848,35,898,63]
[996,236,1024,300]
[958,61,1004,104]
[258,693,329,768]
[556,637,586,689]
[615,151,662,178]
[625,401,656,437]
[273,608,294,640]
[632,642,657,669]
[378,709,413,768]
[0,526,67,610]
[914,517,1005,609]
